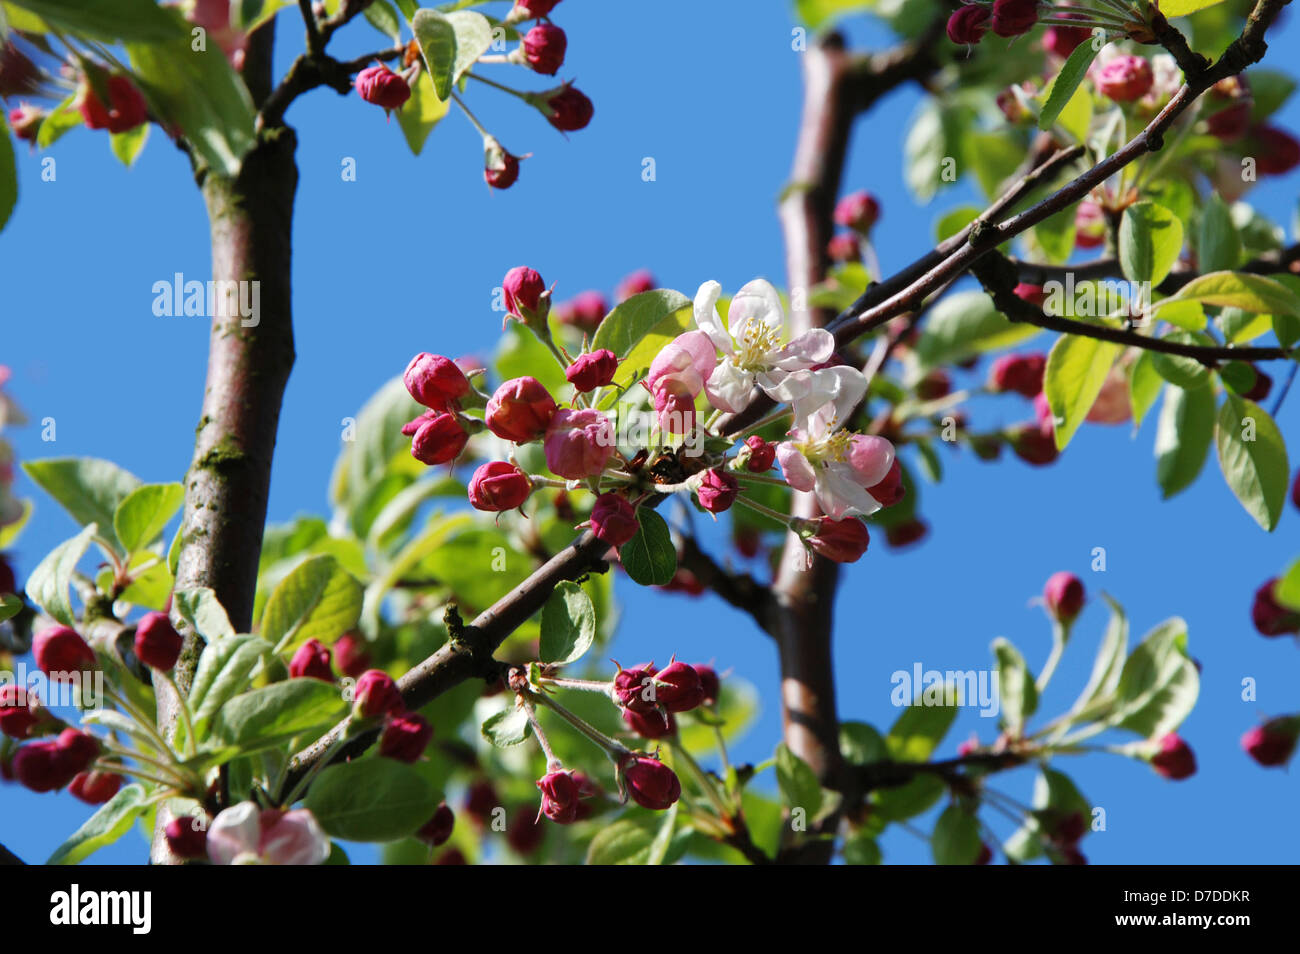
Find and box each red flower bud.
[354,64,411,111]
[133,611,183,671]
[695,468,738,514]
[417,803,455,846]
[623,756,680,811]
[512,0,561,17]
[659,567,706,596]
[947,4,991,44]
[289,639,334,682]
[15,729,100,792]
[1043,571,1085,623]
[1094,55,1153,103]
[536,769,581,823]
[692,665,720,705]
[989,352,1046,397]
[1044,20,1090,58]
[1008,421,1059,465]
[486,376,558,443]
[7,103,43,143]
[743,436,776,473]
[410,412,468,466]
[404,352,470,411]
[622,706,676,739]
[468,461,532,512]
[1150,733,1196,780]
[1252,124,1300,176]
[543,84,593,132]
[79,75,148,133]
[0,43,38,98]
[379,712,432,763]
[464,779,498,825]
[1251,578,1300,636]
[915,369,951,401]
[866,458,905,507]
[975,843,993,865]
[1293,469,1300,512]
[1241,368,1272,403]
[1013,283,1049,308]
[503,266,547,320]
[1241,717,1300,767]
[522,23,566,75]
[555,290,608,331]
[808,517,871,563]
[565,349,618,393]
[1206,101,1253,141]
[991,0,1039,38]
[615,270,656,301]
[0,686,46,740]
[654,660,706,713]
[885,519,928,548]
[334,632,371,679]
[1074,200,1107,249]
[33,625,95,680]
[507,807,545,854]
[833,191,880,233]
[69,768,123,805]
[544,408,615,479]
[484,140,522,189]
[353,670,405,719]
[613,663,658,714]
[164,816,209,859]
[590,493,639,547]
[827,233,861,263]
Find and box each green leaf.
[0,593,21,622]
[395,68,448,155]
[1111,618,1198,738]
[1154,383,1215,499]
[305,758,436,842]
[1247,69,1296,121]
[1215,394,1289,531]
[208,678,347,753]
[411,9,456,100]
[446,10,492,86]
[1030,204,1078,265]
[843,832,882,865]
[1275,558,1300,610]
[36,93,81,149]
[793,0,866,28]
[992,637,1038,735]
[260,554,363,654]
[1160,0,1227,15]
[1043,333,1122,449]
[913,290,1039,368]
[230,0,292,32]
[872,774,945,822]
[839,721,888,765]
[886,694,957,763]
[363,0,402,39]
[0,110,14,234]
[1159,270,1300,318]
[113,482,183,554]
[481,704,532,747]
[23,457,142,553]
[1127,351,1162,428]
[620,508,676,586]
[539,580,595,665]
[1039,40,1100,134]
[109,122,149,167]
[591,289,693,360]
[775,743,823,818]
[1119,201,1183,287]
[903,99,972,202]
[935,206,980,243]
[1064,594,1129,723]
[1150,331,1214,390]
[47,784,147,864]
[173,587,236,642]
[586,817,664,865]
[25,524,96,626]
[1197,193,1241,273]
[932,803,982,865]
[1217,306,1271,343]
[188,635,273,740]
[8,0,181,41]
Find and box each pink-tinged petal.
[207,802,262,865]
[678,329,719,379]
[728,279,786,340]
[693,280,733,355]
[260,809,331,866]
[705,360,754,413]
[772,328,834,370]
[654,382,698,434]
[777,442,816,492]
[847,434,895,488]
[816,465,882,519]
[647,331,716,394]
[822,365,869,425]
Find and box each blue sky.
[2,1,1299,864]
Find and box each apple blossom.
[590,493,639,547]
[622,756,680,811]
[695,468,738,514]
[543,408,615,478]
[354,64,411,111]
[33,626,95,679]
[645,329,716,431]
[207,802,331,865]
[468,461,532,512]
[946,4,990,45]
[522,23,567,75]
[289,639,334,682]
[565,349,618,392]
[536,769,581,823]
[486,376,557,443]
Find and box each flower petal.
[728,279,786,340]
[693,280,733,355]
[777,442,816,492]
[815,464,882,519]
[705,360,754,413]
[771,328,834,370]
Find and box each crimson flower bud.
[1043,571,1085,624]
[484,138,522,189]
[1013,283,1049,309]
[654,660,706,713]
[16,729,100,792]
[1251,578,1300,636]
[695,468,738,514]
[468,461,532,512]
[616,270,656,301]
[975,843,993,865]
[536,769,581,823]
[991,0,1039,38]
[464,779,498,826]
[1044,20,1089,58]
[1074,200,1107,249]
[1150,733,1196,780]
[503,266,547,321]
[334,632,371,679]
[885,519,928,548]
[417,803,455,846]
[33,625,95,680]
[622,705,675,739]
[486,376,558,443]
[623,756,681,811]
[1206,101,1253,141]
[692,665,720,705]
[164,816,209,860]
[865,458,905,507]
[7,103,43,143]
[0,43,38,98]
[827,233,860,263]
[555,290,608,331]
[0,686,47,740]
[590,493,639,547]
[544,408,615,479]
[79,75,148,133]
[69,768,123,805]
[613,663,658,714]
[289,639,334,681]
[988,352,1046,397]
[1241,717,1300,767]
[353,670,405,720]
[405,352,471,410]
[808,517,870,563]
[565,349,618,393]
[507,808,545,854]
[133,611,183,671]
[1293,469,1300,512]
[1008,421,1059,465]
[915,369,951,401]
[542,84,593,132]
[511,0,561,17]
[379,712,432,763]
[660,567,705,596]
[1241,368,1272,403]
[1094,55,1153,103]
[833,191,880,233]
[741,436,776,473]
[1252,124,1300,176]
[947,4,991,44]
[411,412,468,466]
[354,63,411,111]
[522,23,566,75]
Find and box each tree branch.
[1011,243,1300,292]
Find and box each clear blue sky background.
[2,1,1298,864]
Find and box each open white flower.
[693,279,838,413]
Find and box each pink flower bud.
[354,63,411,111]
[69,768,123,805]
[1150,733,1196,780]
[334,632,371,679]
[79,75,148,133]
[503,266,547,320]
[522,23,566,75]
[947,4,991,44]
[468,461,532,512]
[623,756,681,811]
[544,408,615,479]
[164,816,209,859]
[1013,283,1048,308]
[848,435,895,488]
[484,139,522,189]
[621,705,674,739]
[833,191,880,233]
[693,664,720,704]
[1251,578,1300,636]
[486,376,558,443]
[1094,55,1153,103]
[565,349,618,393]
[417,803,455,846]
[742,436,776,473]
[616,270,656,301]
[1206,101,1253,141]
[353,670,405,720]
[208,805,330,865]
[613,663,658,714]
[536,769,581,823]
[654,660,706,712]
[555,290,608,331]
[1241,717,1300,767]
[411,412,468,466]
[15,729,100,792]
[134,611,183,671]
[1043,571,1085,623]
[1252,124,1300,176]
[512,0,561,17]
[1074,200,1107,249]
[915,369,951,401]
[988,352,1046,397]
[1008,421,1059,465]
[404,352,471,410]
[7,103,43,143]
[289,639,334,681]
[590,493,639,547]
[507,807,545,854]
[827,233,861,263]
[0,687,43,740]
[33,625,95,680]
[1043,14,1089,58]
[543,84,593,131]
[885,519,928,548]
[379,712,433,763]
[809,518,870,563]
[695,468,738,514]
[991,0,1039,37]
[865,458,905,508]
